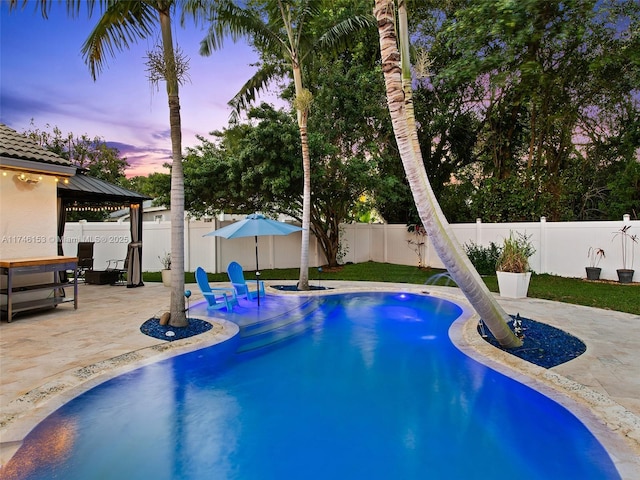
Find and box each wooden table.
[0,256,78,322]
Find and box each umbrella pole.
[254,235,260,306]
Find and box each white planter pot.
[161,269,171,287]
[497,271,531,298]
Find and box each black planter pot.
[617,269,635,284]
[585,267,601,281]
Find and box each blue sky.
[1,2,281,177]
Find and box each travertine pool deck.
[1,281,639,477]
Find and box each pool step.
[240,298,318,336]
[236,298,335,353]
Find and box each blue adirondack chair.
[195,267,237,311]
[227,261,265,300]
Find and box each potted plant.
[158,252,171,287]
[586,247,605,280]
[496,231,535,298]
[612,225,637,283]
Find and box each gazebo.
[57,169,151,288]
[0,123,150,289]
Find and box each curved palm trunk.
[374,0,521,348]
[159,9,187,327]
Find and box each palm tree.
[373,0,522,348]
[200,0,372,290]
[11,0,199,327]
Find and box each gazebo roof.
[58,169,150,206]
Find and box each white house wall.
[0,173,58,259]
[0,174,59,303]
[61,217,639,281]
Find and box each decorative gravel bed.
[272,285,332,291]
[479,315,586,369]
[140,317,213,341]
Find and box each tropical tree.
[22,121,129,184]
[373,0,521,348]
[199,0,372,289]
[374,1,639,223]
[10,0,202,327]
[419,0,640,222]
[123,172,172,204]
[179,103,374,266]
[22,121,131,221]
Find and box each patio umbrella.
[204,214,303,304]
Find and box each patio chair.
[76,242,94,281]
[105,246,129,285]
[226,261,265,301]
[195,267,237,311]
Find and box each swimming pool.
[3,292,620,479]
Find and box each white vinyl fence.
[63,216,639,282]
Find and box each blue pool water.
[3,293,619,479]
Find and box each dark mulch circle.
[479,315,586,369]
[140,317,212,341]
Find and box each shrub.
[464,241,503,275]
[496,232,536,273]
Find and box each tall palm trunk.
[292,63,311,290]
[374,0,521,348]
[278,0,311,291]
[159,9,187,327]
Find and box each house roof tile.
[0,123,73,167]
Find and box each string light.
[65,204,129,212]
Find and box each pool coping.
[1,282,639,477]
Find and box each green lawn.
[143,261,640,315]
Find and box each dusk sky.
[0,2,282,177]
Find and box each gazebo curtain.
[126,202,144,288]
[57,198,68,283]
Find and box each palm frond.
[8,0,100,19]
[199,1,286,56]
[81,1,158,79]
[294,0,320,49]
[228,63,281,123]
[179,0,214,27]
[310,14,376,60]
[66,0,102,18]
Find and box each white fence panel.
[62,222,131,270]
[63,216,638,281]
[352,224,373,264]
[187,220,217,272]
[369,224,386,263]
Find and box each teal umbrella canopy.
[204,214,302,239]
